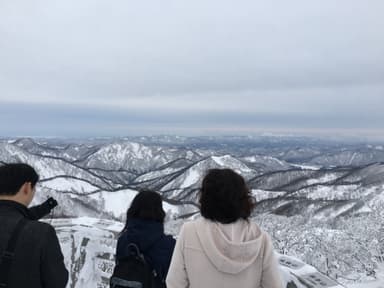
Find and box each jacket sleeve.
[28,198,57,220]
[28,204,51,220]
[261,233,284,288]
[166,224,189,288]
[40,225,69,288]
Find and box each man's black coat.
[0,200,68,288]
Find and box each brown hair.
[199,168,256,224]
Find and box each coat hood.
[194,218,265,274]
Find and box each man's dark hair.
[125,189,166,224]
[199,168,256,224]
[0,163,39,196]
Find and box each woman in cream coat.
[166,168,283,288]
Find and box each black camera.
[44,197,58,209]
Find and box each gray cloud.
[0,0,383,137]
[0,102,383,139]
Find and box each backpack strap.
[126,243,145,261]
[0,218,28,288]
[125,242,163,285]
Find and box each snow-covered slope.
[82,141,198,173]
[2,136,384,287]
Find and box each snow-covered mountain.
[4,137,384,220]
[2,136,384,287]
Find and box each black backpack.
[110,243,163,288]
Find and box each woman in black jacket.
[116,189,176,286]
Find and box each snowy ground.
[349,281,384,288]
[349,264,384,288]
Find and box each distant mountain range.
[1,136,383,221]
[1,136,383,287]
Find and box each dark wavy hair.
[199,168,256,224]
[124,189,166,228]
[0,163,39,195]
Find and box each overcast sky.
[0,0,383,139]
